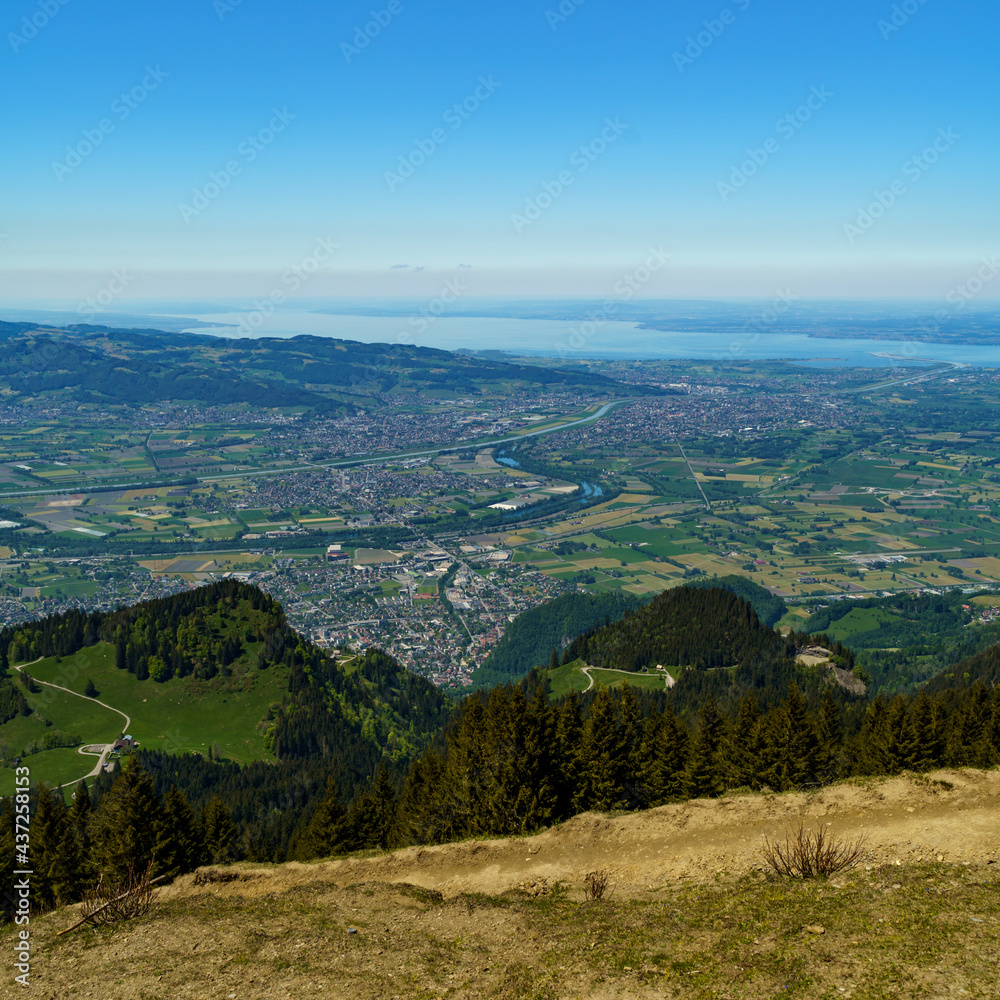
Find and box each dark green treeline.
[297,669,1000,860]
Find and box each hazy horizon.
[2,0,997,307]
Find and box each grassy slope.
[0,748,102,797]
[546,659,675,699]
[0,642,289,791]
[14,767,1000,999]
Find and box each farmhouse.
[111,735,140,756]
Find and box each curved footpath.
[11,662,131,786]
[579,664,675,693]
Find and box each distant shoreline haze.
[2,302,1000,366]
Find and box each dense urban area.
[3,352,1000,690]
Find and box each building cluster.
[554,395,862,449]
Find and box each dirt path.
[579,664,675,693]
[12,661,130,784]
[160,766,1000,904]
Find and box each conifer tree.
[339,762,398,851]
[983,691,1000,767]
[855,697,892,775]
[396,750,446,846]
[477,685,530,834]
[684,694,726,799]
[553,691,583,816]
[721,692,764,790]
[296,776,347,860]
[26,786,86,909]
[155,786,205,878]
[0,802,15,921]
[515,685,559,832]
[617,684,644,808]
[761,684,820,791]
[436,697,487,841]
[950,683,992,767]
[68,780,92,844]
[883,696,908,772]
[816,687,844,783]
[576,687,625,812]
[900,692,941,772]
[89,756,161,880]
[638,702,693,807]
[201,796,239,864]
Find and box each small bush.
[762,822,867,879]
[583,870,612,901]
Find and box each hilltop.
[10,767,1000,999]
[0,581,449,806]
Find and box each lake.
[171,310,1000,369]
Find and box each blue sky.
[2,0,998,303]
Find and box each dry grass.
[17,861,1000,999]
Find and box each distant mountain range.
[0,321,660,412]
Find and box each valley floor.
[9,768,1000,999]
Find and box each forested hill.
[566,585,786,672]
[924,640,1000,693]
[471,589,647,688]
[0,322,661,411]
[5,583,1000,922]
[0,581,450,771]
[685,574,787,627]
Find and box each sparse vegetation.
[761,821,868,878]
[582,869,612,901]
[75,862,158,929]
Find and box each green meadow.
[2,642,289,791]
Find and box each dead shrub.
[582,869,612,901]
[80,862,157,927]
[762,822,867,879]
